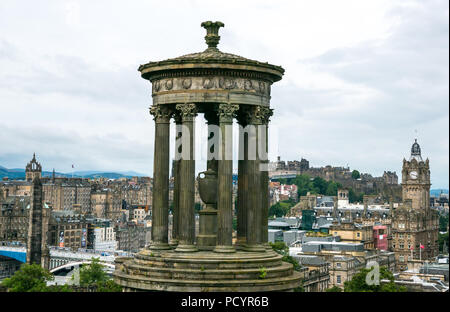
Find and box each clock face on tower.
[410,171,418,179]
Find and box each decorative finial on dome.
[201,21,224,51]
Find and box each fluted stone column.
[149,105,172,250]
[214,103,239,253]
[170,112,182,247]
[243,106,265,252]
[236,109,249,249]
[175,103,198,252]
[259,107,273,249]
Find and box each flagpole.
[420,242,422,261]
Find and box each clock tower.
[392,139,438,271]
[401,139,430,211]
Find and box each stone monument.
[113,21,303,291]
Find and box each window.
[399,244,404,249]
[399,256,404,262]
[337,275,341,284]
[357,232,361,238]
[336,263,341,268]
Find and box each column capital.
[176,103,198,121]
[236,105,272,126]
[149,105,172,123]
[217,103,239,123]
[258,107,273,125]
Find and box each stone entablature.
[151,76,272,107]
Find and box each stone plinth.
[114,250,303,292]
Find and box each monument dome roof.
[138,21,284,82]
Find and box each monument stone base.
[114,249,303,292]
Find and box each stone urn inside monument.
[197,169,218,250]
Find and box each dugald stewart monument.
[113,21,304,291]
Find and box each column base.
[241,244,266,252]
[213,245,236,253]
[169,239,179,247]
[264,242,272,250]
[175,244,198,252]
[149,242,171,250]
[235,237,247,251]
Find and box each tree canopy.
[269,199,295,218]
[2,259,122,292]
[351,170,361,179]
[1,264,54,292]
[76,258,122,292]
[343,266,406,292]
[326,286,342,292]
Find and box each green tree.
[343,266,406,292]
[326,286,342,292]
[312,177,328,195]
[348,187,363,203]
[1,263,54,292]
[438,232,449,254]
[269,199,295,218]
[269,242,301,271]
[439,214,449,232]
[351,170,361,179]
[291,174,314,196]
[79,258,109,286]
[77,258,122,292]
[325,182,339,196]
[270,241,289,253]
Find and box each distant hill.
[430,189,449,197]
[0,166,147,180]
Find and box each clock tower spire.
[401,139,430,211]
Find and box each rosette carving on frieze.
[217,103,239,122]
[153,80,161,92]
[149,105,173,122]
[203,77,215,89]
[182,78,192,89]
[176,103,198,120]
[165,79,173,90]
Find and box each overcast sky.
[0,0,448,188]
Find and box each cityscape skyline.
[0,0,448,188]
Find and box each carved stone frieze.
[151,77,270,96]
